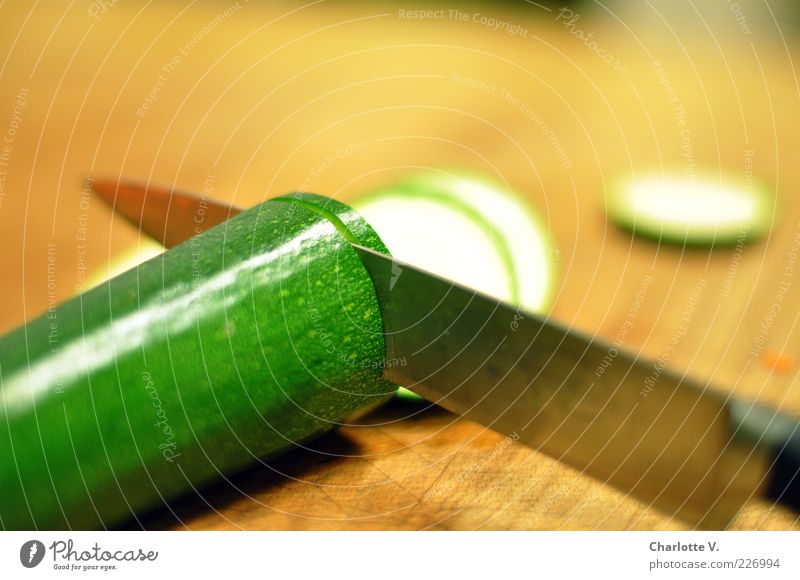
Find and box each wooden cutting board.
[0,1,798,530]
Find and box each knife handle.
[766,429,800,511]
[0,193,393,530]
[730,400,800,513]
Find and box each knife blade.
[89,178,800,528]
[88,177,243,247]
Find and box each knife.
[2,178,797,530]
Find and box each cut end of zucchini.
[351,171,560,402]
[607,176,775,246]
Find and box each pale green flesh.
[354,173,558,313]
[356,195,516,304]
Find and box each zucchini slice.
[607,176,775,245]
[354,172,559,312]
[0,193,394,529]
[84,238,164,290]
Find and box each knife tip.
[85,176,123,207]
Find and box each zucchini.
[0,193,394,529]
[606,175,775,246]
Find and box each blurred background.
[1,1,800,530]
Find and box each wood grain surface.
[1,1,799,530]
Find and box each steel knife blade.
[351,243,800,528]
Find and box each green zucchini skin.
[0,193,393,530]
